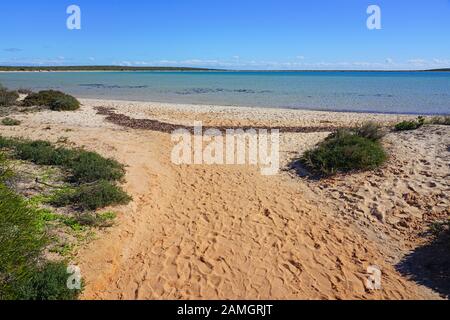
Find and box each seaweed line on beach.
[95,106,349,133]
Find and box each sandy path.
[69,129,435,300]
[1,103,442,300]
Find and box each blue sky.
[1,0,449,70]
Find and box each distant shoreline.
[0,66,449,72]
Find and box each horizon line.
[0,65,449,72]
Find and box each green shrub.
[9,262,81,300]
[1,137,124,183]
[0,184,46,299]
[0,136,18,149]
[51,180,131,210]
[395,116,425,131]
[49,95,80,111]
[0,152,13,182]
[22,90,80,111]
[301,130,388,176]
[71,211,117,228]
[0,87,19,107]
[1,118,21,126]
[69,151,125,183]
[14,140,75,166]
[354,121,385,141]
[0,136,130,212]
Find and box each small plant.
[51,180,131,211]
[13,140,75,166]
[9,261,82,300]
[22,90,80,111]
[0,152,13,182]
[0,137,125,183]
[354,121,386,141]
[395,116,425,131]
[429,116,450,126]
[0,184,47,299]
[74,211,117,228]
[69,151,125,183]
[300,130,388,176]
[49,95,80,111]
[430,220,450,237]
[1,117,21,126]
[17,88,33,95]
[0,87,19,107]
[0,136,130,213]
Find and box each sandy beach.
[1,98,448,300]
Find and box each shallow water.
[1,71,449,114]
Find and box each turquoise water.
[1,71,449,114]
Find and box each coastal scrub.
[300,128,387,176]
[23,90,80,111]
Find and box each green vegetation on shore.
[0,84,81,111]
[299,122,388,177]
[395,116,425,131]
[0,85,19,107]
[394,116,450,131]
[23,90,80,111]
[0,153,81,300]
[0,137,131,300]
[1,118,21,126]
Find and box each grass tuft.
[395,116,425,131]
[428,116,450,126]
[51,181,131,211]
[354,121,386,141]
[1,117,21,126]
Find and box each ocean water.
[1,71,449,114]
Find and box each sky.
[0,0,449,70]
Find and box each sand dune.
[1,99,446,300]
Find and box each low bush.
[1,118,21,126]
[0,87,19,107]
[0,137,125,183]
[8,262,81,300]
[51,180,131,210]
[1,136,130,214]
[69,151,125,183]
[429,116,450,126]
[0,152,13,183]
[354,121,386,141]
[395,116,425,131]
[49,95,80,111]
[70,211,117,229]
[301,130,388,176]
[22,90,80,111]
[0,184,46,299]
[13,140,75,166]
